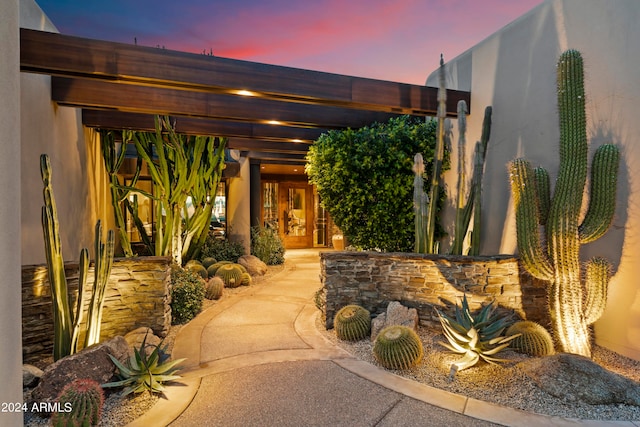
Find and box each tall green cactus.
[509,50,620,357]
[423,54,447,254]
[41,154,75,360]
[450,103,492,255]
[130,116,227,265]
[84,220,115,347]
[413,153,429,253]
[100,129,149,257]
[41,154,115,360]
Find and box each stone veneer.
[320,251,548,329]
[22,257,171,363]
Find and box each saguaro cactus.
[509,50,620,357]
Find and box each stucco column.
[0,0,25,423]
[227,156,251,254]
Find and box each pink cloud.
[134,0,545,84]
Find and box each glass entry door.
[279,183,313,248]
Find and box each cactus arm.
[413,153,429,253]
[100,129,148,257]
[71,248,89,354]
[469,107,492,255]
[124,195,153,253]
[425,55,447,253]
[534,167,550,226]
[41,154,74,361]
[85,221,115,347]
[451,101,468,255]
[583,257,612,325]
[509,159,554,280]
[579,144,620,243]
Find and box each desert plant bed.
[320,319,640,422]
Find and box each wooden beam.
[226,138,309,154]
[82,110,325,142]
[21,28,470,116]
[243,151,307,164]
[54,77,406,129]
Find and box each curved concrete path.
[129,249,637,427]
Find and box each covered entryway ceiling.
[20,28,470,165]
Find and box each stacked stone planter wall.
[22,257,171,363]
[320,251,548,329]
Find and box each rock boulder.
[124,327,162,356]
[30,336,129,405]
[371,301,419,341]
[238,255,268,276]
[519,353,640,406]
[23,364,43,389]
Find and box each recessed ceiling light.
[235,90,256,96]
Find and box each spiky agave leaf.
[437,295,517,376]
[102,334,186,395]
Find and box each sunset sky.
[36,0,544,85]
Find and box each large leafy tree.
[306,116,448,252]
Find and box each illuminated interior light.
[291,139,303,143]
[267,120,282,125]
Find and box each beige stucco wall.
[1,0,25,421]
[20,0,97,265]
[427,0,640,360]
[227,153,252,254]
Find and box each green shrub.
[314,287,326,312]
[170,265,205,324]
[251,225,285,265]
[199,233,246,262]
[306,116,449,252]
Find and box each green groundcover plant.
[306,116,448,252]
[170,265,205,324]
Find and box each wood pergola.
[20,28,470,165]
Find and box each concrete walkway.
[129,249,634,427]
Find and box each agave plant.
[436,295,519,378]
[103,333,185,395]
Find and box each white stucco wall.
[20,0,95,265]
[0,0,25,421]
[427,0,640,360]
